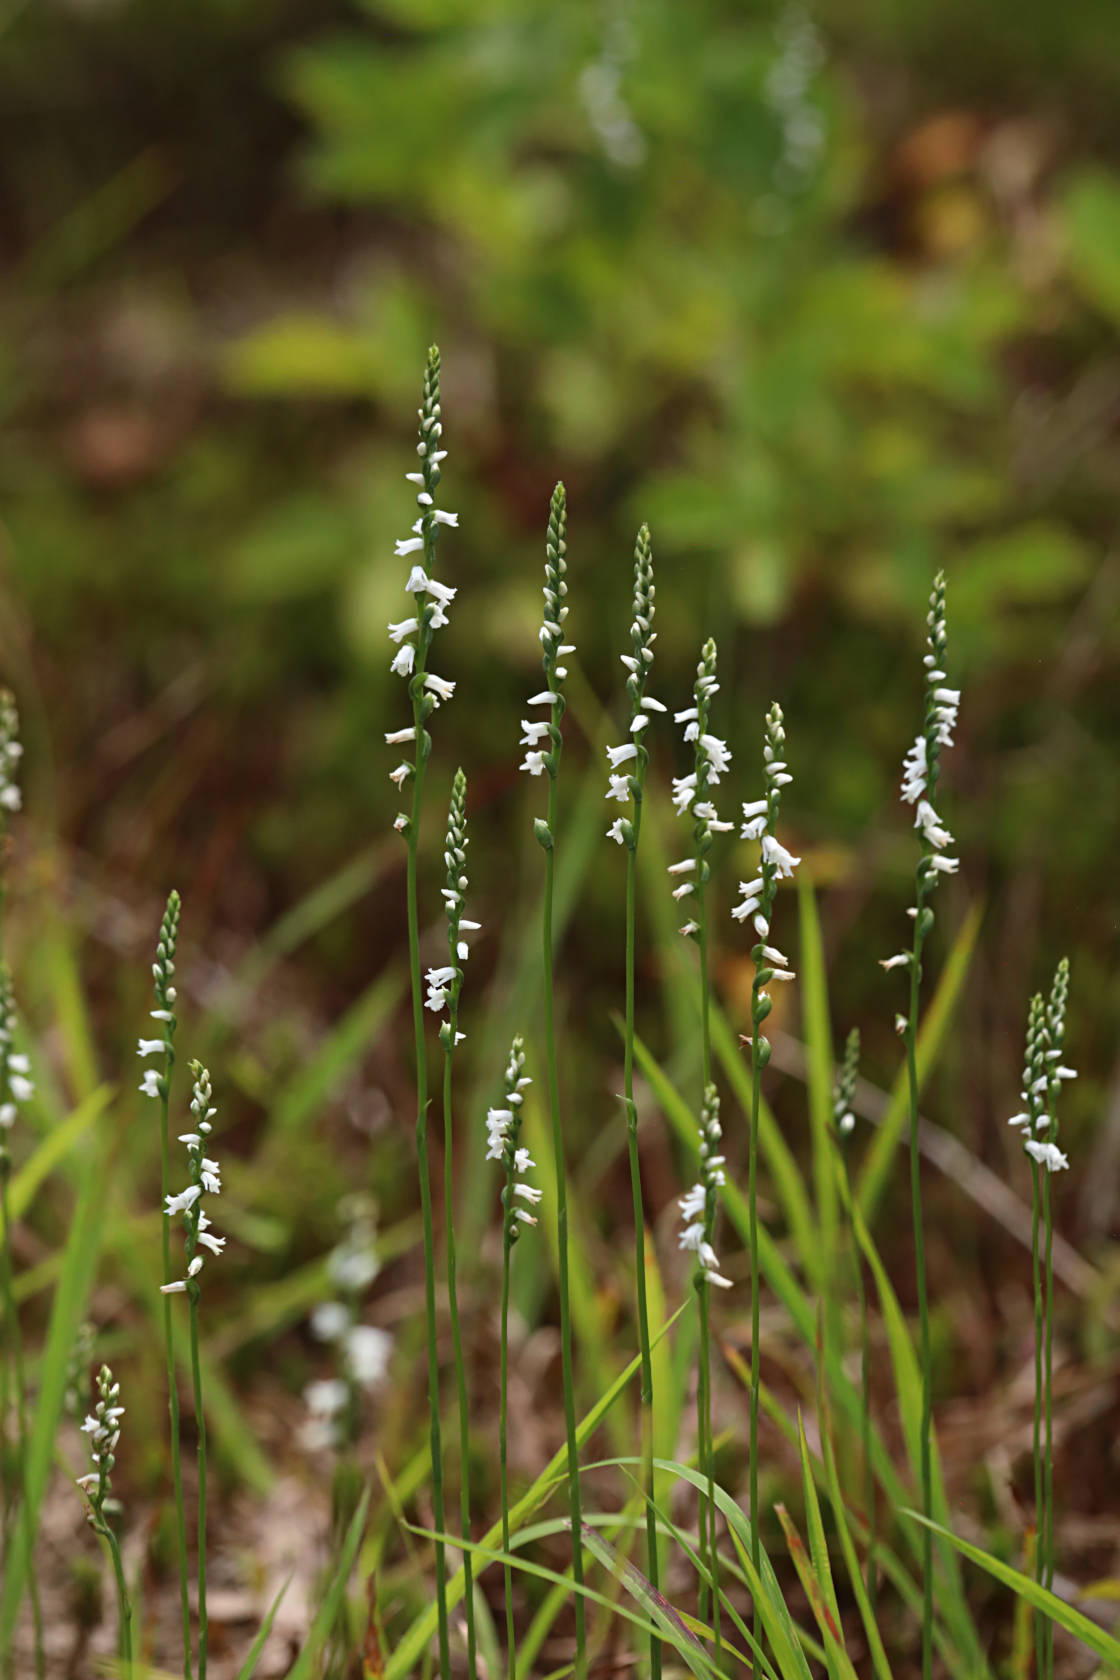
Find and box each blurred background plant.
[1,0,1120,1669]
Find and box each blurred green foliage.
[0,0,1119,1242]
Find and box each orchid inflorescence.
[76,1364,125,1517]
[161,1062,226,1295]
[605,524,665,846]
[1009,959,1074,1173]
[0,689,22,819]
[668,638,733,938]
[735,701,800,1068]
[386,346,458,827]
[519,482,575,794]
[486,1036,539,1242]
[137,890,180,1102]
[425,767,481,1042]
[882,572,960,980]
[678,1083,731,1289]
[833,1027,860,1141]
[303,1198,392,1451]
[0,966,34,1172]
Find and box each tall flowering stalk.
[604,523,667,1677]
[387,346,458,1680]
[832,1029,875,1612]
[487,1038,537,1680]
[138,889,192,1677]
[677,1085,731,1651]
[429,767,482,1679]
[0,690,22,941]
[669,638,732,1646]
[519,483,585,1672]
[735,701,799,1643]
[0,966,44,1680]
[1040,960,1072,1680]
[1010,961,1072,1680]
[76,1364,133,1674]
[881,572,959,1680]
[162,1062,227,1680]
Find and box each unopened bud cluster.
[427,768,481,1046]
[0,689,22,819]
[833,1028,860,1141]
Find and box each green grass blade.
[0,1129,111,1644]
[268,968,404,1135]
[904,1512,1120,1666]
[384,1304,688,1680]
[0,1084,111,1230]
[774,1504,856,1680]
[578,1524,716,1680]
[794,1411,841,1640]
[234,1576,292,1680]
[285,1489,369,1680]
[856,899,983,1222]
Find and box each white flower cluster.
[883,574,960,977]
[519,484,575,781]
[605,526,667,843]
[678,1085,731,1289]
[0,689,22,817]
[387,348,458,817]
[425,769,480,1041]
[669,639,733,938]
[734,705,799,1067]
[161,1062,225,1294]
[486,1037,539,1240]
[76,1363,124,1511]
[302,1200,392,1451]
[0,969,34,1160]
[1009,961,1074,1174]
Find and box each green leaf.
[797,879,838,1275]
[904,1512,1120,1666]
[235,1576,292,1680]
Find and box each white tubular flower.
[75,1364,125,1520]
[139,1068,162,1099]
[388,619,418,643]
[425,965,456,1013]
[345,1324,393,1388]
[606,742,638,770]
[678,1084,731,1288]
[601,526,656,841]
[901,735,928,804]
[735,703,798,1069]
[606,817,626,844]
[606,774,631,803]
[521,485,570,818]
[390,644,416,678]
[162,1063,225,1295]
[424,673,455,705]
[520,720,551,746]
[521,750,547,777]
[137,1037,164,1058]
[1024,1140,1069,1173]
[395,537,425,557]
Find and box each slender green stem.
[1043,1169,1055,1680]
[188,1294,208,1680]
[500,1237,514,1680]
[1031,1159,1043,1676]
[443,1036,476,1679]
[694,873,722,1663]
[905,940,933,1680]
[856,1201,875,1617]
[101,1524,133,1676]
[406,741,451,1680]
[748,1034,762,1656]
[624,784,661,1680]
[542,769,585,1674]
[161,1068,192,1680]
[0,1172,43,1680]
